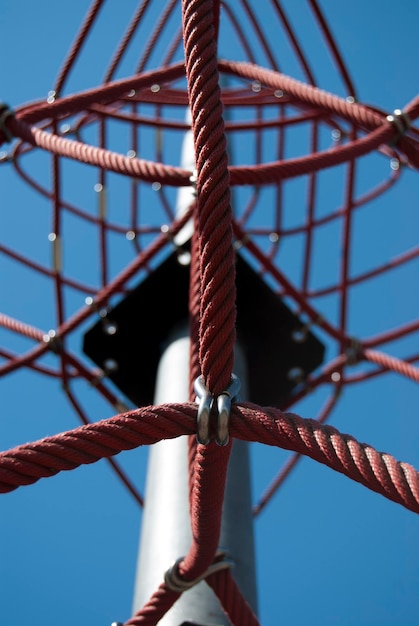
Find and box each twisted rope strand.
[124,582,180,625]
[183,0,236,394]
[362,348,419,382]
[0,403,417,514]
[179,441,232,581]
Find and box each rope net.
[1,1,418,624]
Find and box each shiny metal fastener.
[386,108,410,144]
[194,374,240,446]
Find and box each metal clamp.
[164,551,234,593]
[194,374,240,446]
[386,108,410,145]
[0,103,15,143]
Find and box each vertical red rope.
[182,0,236,396]
[179,439,232,580]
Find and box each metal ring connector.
[345,337,362,365]
[164,551,234,593]
[194,374,240,446]
[386,108,410,145]
[194,376,212,445]
[189,168,198,198]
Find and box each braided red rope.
[54,0,105,95]
[2,3,418,624]
[362,348,419,382]
[1,403,418,514]
[124,582,180,625]
[183,0,236,395]
[179,441,233,580]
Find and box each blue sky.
[1,1,418,625]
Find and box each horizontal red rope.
[1,403,418,514]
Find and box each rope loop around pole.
[182,0,237,396]
[164,550,234,593]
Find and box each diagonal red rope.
[54,0,106,95]
[207,568,261,626]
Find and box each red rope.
[0,210,191,380]
[3,65,419,185]
[54,0,106,95]
[362,348,419,382]
[180,441,232,580]
[182,0,236,394]
[1,403,418,514]
[253,389,341,516]
[2,3,419,622]
[124,582,180,625]
[207,568,260,626]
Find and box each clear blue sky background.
[1,1,418,625]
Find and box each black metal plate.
[83,251,325,407]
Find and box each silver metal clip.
[194,374,240,446]
[386,108,410,145]
[164,550,234,593]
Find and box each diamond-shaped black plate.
[83,251,325,407]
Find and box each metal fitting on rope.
[386,108,410,145]
[164,551,234,593]
[345,337,362,365]
[0,103,14,143]
[194,374,240,446]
